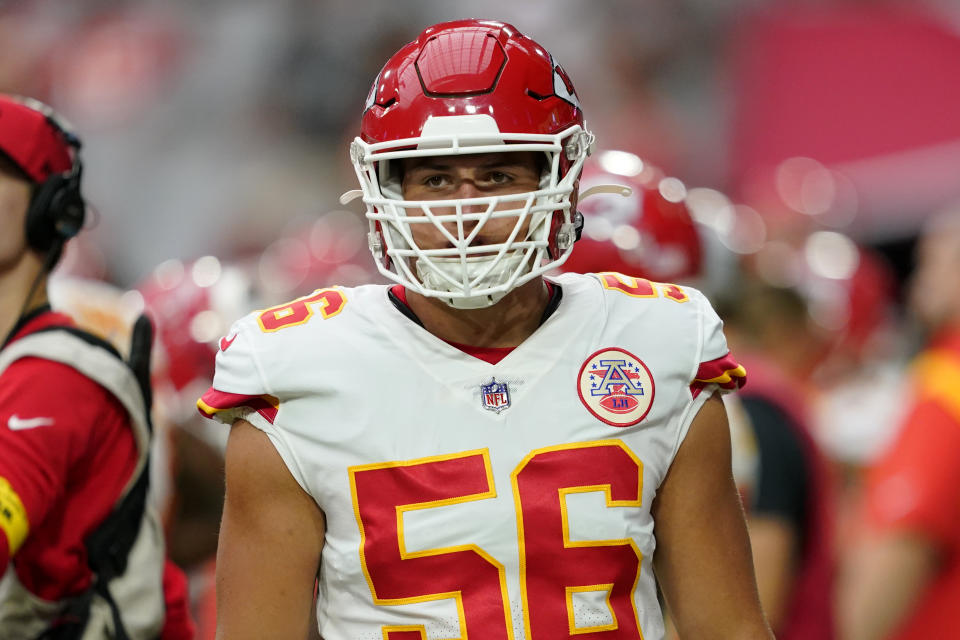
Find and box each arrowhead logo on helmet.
[552,58,581,110]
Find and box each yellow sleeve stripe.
[694,365,748,385]
[197,394,280,416]
[0,477,29,556]
[196,398,224,416]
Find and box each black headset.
[1,99,86,350]
[17,97,86,254]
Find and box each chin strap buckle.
[367,231,384,260]
[555,211,584,252]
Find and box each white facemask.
[349,115,594,308]
[415,252,528,309]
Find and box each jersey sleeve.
[196,314,315,500]
[197,316,278,426]
[0,358,130,570]
[667,288,747,461]
[689,289,746,398]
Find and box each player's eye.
[424,174,451,188]
[488,171,511,184]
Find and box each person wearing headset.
[0,94,193,639]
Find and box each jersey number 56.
[349,440,645,639]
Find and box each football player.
[200,20,773,639]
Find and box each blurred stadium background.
[5,0,959,295]
[8,1,960,634]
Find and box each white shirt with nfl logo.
[199,271,745,640]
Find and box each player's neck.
[405,277,550,348]
[0,253,49,345]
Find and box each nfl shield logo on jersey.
[577,347,655,427]
[480,378,511,413]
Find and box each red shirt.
[0,310,136,598]
[865,329,960,640]
[0,309,194,638]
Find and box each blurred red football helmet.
[254,211,377,304]
[138,257,259,422]
[561,150,703,282]
[795,234,897,357]
[348,19,594,308]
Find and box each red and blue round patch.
[577,347,655,427]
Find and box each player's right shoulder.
[211,283,385,384]
[229,283,380,347]
[202,284,385,423]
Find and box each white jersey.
[200,272,744,640]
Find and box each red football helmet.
[348,19,594,308]
[254,211,377,304]
[138,257,259,422]
[561,150,702,282]
[796,234,897,359]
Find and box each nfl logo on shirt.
[480,377,511,413]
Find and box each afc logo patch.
[577,347,655,427]
[480,377,511,413]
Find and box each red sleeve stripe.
[690,354,747,396]
[197,389,279,424]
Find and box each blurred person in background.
[0,94,193,638]
[798,241,906,598]
[838,206,960,640]
[718,279,836,640]
[200,19,771,640]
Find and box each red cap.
[0,94,73,183]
